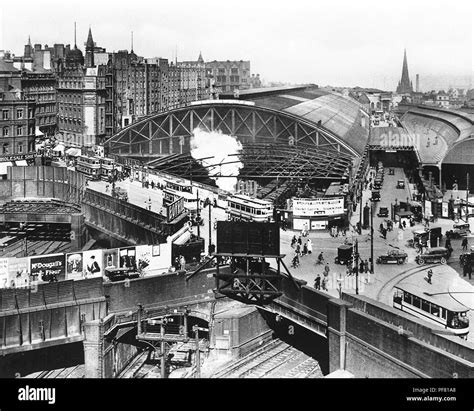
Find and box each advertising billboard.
[66,252,83,280]
[83,250,104,279]
[119,247,137,270]
[292,197,344,217]
[167,197,185,222]
[30,254,65,283]
[0,258,9,288]
[103,248,119,270]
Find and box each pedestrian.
[307,239,313,254]
[179,255,186,271]
[321,277,328,291]
[291,235,297,248]
[314,274,321,290]
[364,259,369,273]
[359,260,364,274]
[295,243,301,256]
[297,236,302,246]
[324,263,330,277]
[105,184,109,192]
[402,220,407,229]
[462,238,468,252]
[302,242,308,256]
[426,269,433,284]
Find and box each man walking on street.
[462,237,469,252]
[314,274,321,290]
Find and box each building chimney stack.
[416,74,420,92]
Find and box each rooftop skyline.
[0,0,472,91]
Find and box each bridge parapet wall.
[104,268,217,313]
[342,292,474,364]
[0,278,106,355]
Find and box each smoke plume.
[190,127,243,192]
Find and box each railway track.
[214,339,322,379]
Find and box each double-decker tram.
[163,179,197,211]
[164,179,193,194]
[393,280,471,338]
[76,155,101,180]
[226,194,273,222]
[99,157,116,181]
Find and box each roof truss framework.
[149,143,353,181]
[105,103,360,159]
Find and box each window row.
[2,126,34,136]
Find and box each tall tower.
[416,74,420,92]
[85,27,95,67]
[396,49,413,94]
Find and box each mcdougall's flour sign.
[30,254,66,282]
[292,197,344,217]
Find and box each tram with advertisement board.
[226,194,273,222]
[76,155,101,180]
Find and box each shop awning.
[53,144,65,153]
[35,127,44,137]
[15,160,28,166]
[66,147,81,157]
[0,161,13,175]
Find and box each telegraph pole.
[466,173,470,223]
[370,201,374,275]
[355,239,359,295]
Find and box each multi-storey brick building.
[205,60,251,93]
[56,30,107,148]
[0,89,36,163]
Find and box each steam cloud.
[190,128,243,192]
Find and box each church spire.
[86,27,95,50]
[85,26,95,67]
[396,48,413,94]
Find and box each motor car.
[388,168,394,175]
[334,243,353,265]
[377,207,389,217]
[376,249,408,264]
[446,223,470,239]
[371,190,381,202]
[396,180,405,189]
[415,247,449,265]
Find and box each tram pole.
[196,189,200,238]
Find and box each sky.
[0,0,473,91]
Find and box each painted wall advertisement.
[30,254,65,283]
[292,197,344,217]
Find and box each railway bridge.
[2,266,473,378]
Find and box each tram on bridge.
[393,280,471,338]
